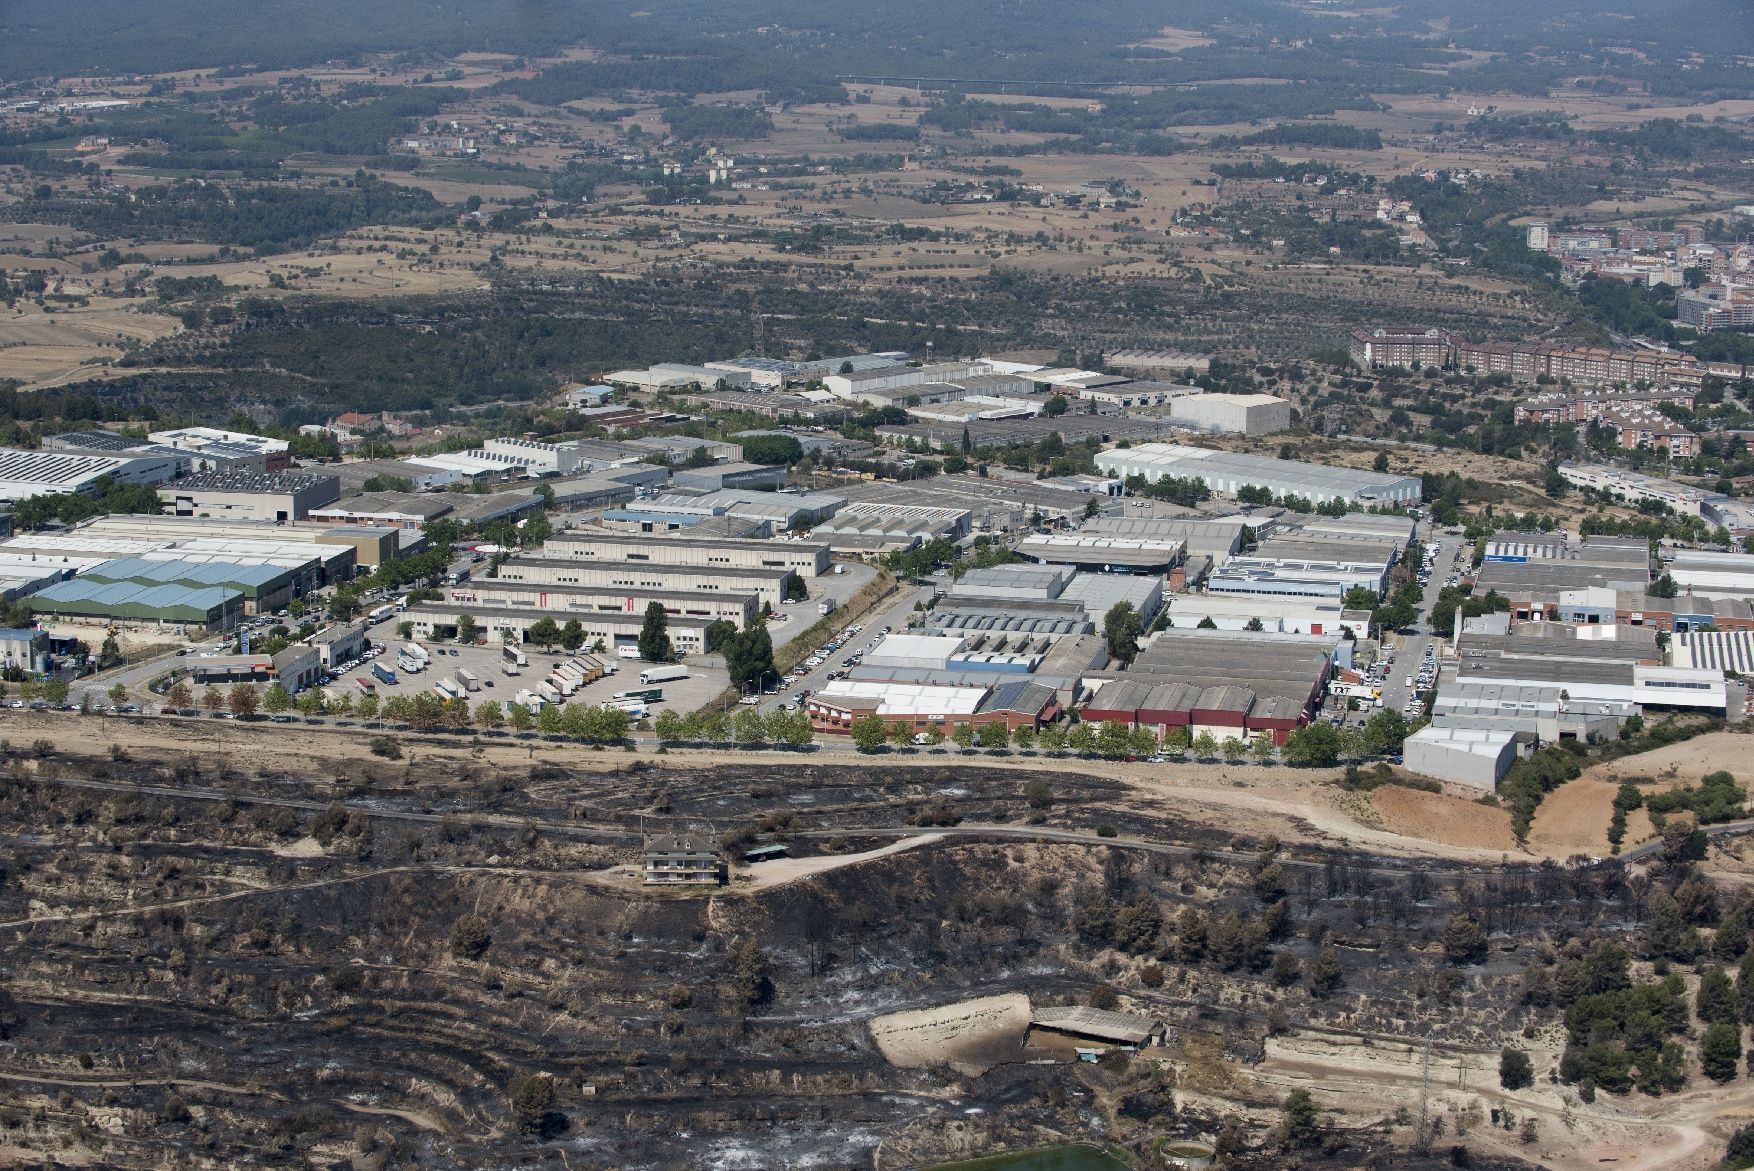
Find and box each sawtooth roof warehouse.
[1095,444,1423,507]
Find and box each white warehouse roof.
[865,633,968,663]
[1096,443,1422,505]
[812,679,985,717]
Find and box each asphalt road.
[751,579,932,716]
[72,646,195,711]
[1375,527,1467,720]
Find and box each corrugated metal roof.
[1030,1005,1160,1044]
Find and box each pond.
[927,1147,1130,1171]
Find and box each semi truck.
[367,605,394,624]
[371,663,398,686]
[514,689,544,713]
[535,680,562,705]
[401,643,429,665]
[613,687,664,704]
[547,672,578,697]
[502,645,528,669]
[396,654,425,675]
[454,667,480,693]
[605,699,646,718]
[638,664,689,686]
[434,678,461,699]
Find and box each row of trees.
[0,674,71,706]
[167,679,631,740]
[653,706,814,746]
[842,713,1404,764]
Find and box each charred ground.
[0,735,1706,1169]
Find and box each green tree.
[1222,736,1246,762]
[1038,723,1067,753]
[456,613,482,644]
[1702,1022,1743,1083]
[773,709,815,746]
[1442,912,1488,965]
[1096,719,1132,759]
[528,617,560,652]
[734,706,767,744]
[1068,721,1097,755]
[1499,1047,1534,1090]
[952,722,977,750]
[520,512,553,548]
[508,703,535,731]
[1192,730,1219,760]
[475,700,504,730]
[1725,1122,1754,1170]
[977,721,1010,749]
[704,619,736,652]
[559,618,585,652]
[1699,965,1739,1024]
[722,623,775,691]
[42,676,69,705]
[637,602,673,662]
[261,683,292,713]
[1012,724,1036,751]
[508,1073,555,1135]
[1283,723,1342,766]
[740,434,803,465]
[1251,734,1277,763]
[1363,708,1408,755]
[450,915,491,960]
[1280,1088,1319,1149]
[167,680,193,708]
[654,708,684,741]
[1103,602,1143,667]
[851,713,888,752]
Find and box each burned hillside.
[0,741,1741,1168]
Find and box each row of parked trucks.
[364,639,692,719]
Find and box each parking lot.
[352,618,729,718]
[749,581,929,716]
[767,561,878,651]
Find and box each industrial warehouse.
[401,528,836,657]
[2,338,1748,819]
[1095,443,1423,506]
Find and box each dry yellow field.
[0,300,182,389]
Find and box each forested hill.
[5,0,1748,85]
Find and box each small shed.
[1028,1005,1165,1047]
[742,842,790,864]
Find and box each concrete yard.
[353,616,730,716]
